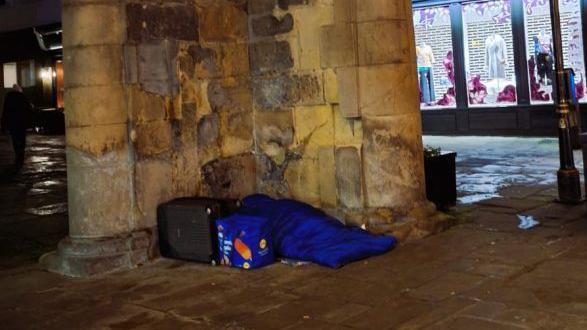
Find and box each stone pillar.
[40,0,156,278]
[322,0,436,233]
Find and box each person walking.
[1,84,32,170]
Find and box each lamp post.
[548,0,582,203]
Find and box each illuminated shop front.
[414,0,587,135]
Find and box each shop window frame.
[413,0,587,112]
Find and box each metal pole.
[549,0,582,203]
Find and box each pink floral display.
[468,75,488,104]
[575,74,585,100]
[444,51,456,88]
[497,85,517,103]
[436,51,456,106]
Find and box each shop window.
[3,63,17,88]
[463,0,518,107]
[524,0,586,104]
[413,6,456,109]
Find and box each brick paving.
[2,135,587,329]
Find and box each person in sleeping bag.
[238,195,397,269]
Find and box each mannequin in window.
[417,41,435,68]
[535,30,553,85]
[417,41,436,104]
[485,33,507,80]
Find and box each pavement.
[423,136,585,204]
[0,133,67,270]
[1,135,587,329]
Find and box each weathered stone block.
[256,160,290,197]
[333,0,355,22]
[124,45,138,84]
[66,148,133,238]
[357,20,410,65]
[293,5,334,70]
[65,85,126,128]
[335,146,363,209]
[320,23,357,68]
[134,160,172,229]
[334,0,408,22]
[126,3,198,42]
[66,124,128,157]
[195,81,212,119]
[207,77,252,113]
[293,105,334,154]
[62,3,125,47]
[178,44,196,79]
[250,40,294,74]
[324,68,339,104]
[63,45,122,88]
[251,14,294,37]
[319,147,337,208]
[216,42,250,78]
[254,110,294,165]
[194,42,250,79]
[336,66,360,118]
[201,154,257,199]
[358,64,419,117]
[334,106,362,146]
[357,0,408,22]
[197,114,220,150]
[278,0,308,10]
[253,74,323,110]
[362,114,426,211]
[189,45,214,78]
[133,121,172,159]
[219,110,254,158]
[199,3,248,42]
[174,103,198,149]
[179,74,197,105]
[128,87,166,122]
[137,40,179,96]
[250,0,276,14]
[285,156,321,206]
[172,148,200,197]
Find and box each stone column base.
[40,229,158,278]
[336,201,458,241]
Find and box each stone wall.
[75,0,445,240]
[228,0,446,238]
[45,0,449,278]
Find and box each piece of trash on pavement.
[517,214,540,230]
[281,259,310,267]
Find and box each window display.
[413,6,456,109]
[413,0,586,111]
[463,0,517,106]
[524,0,586,104]
[417,42,436,104]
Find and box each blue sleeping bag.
[230,194,397,269]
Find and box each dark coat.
[1,91,32,133]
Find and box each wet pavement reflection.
[0,134,67,270]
